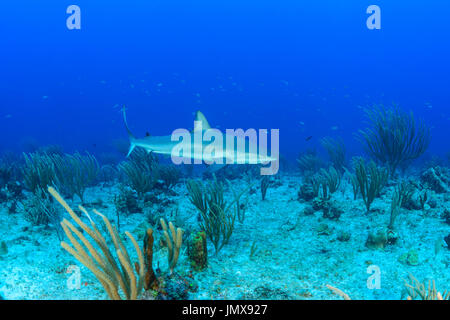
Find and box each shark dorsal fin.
[193,111,211,132]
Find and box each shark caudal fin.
[122,106,137,157]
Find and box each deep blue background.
[0,1,449,163]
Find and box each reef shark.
[122,107,279,174]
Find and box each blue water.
[1,1,449,161]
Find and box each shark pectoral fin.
[193,111,211,132]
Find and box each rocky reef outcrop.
[420,166,449,194]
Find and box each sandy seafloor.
[0,173,449,300]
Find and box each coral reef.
[157,164,182,189]
[119,149,159,198]
[260,176,271,201]
[187,231,208,271]
[353,158,388,213]
[22,151,99,203]
[0,103,448,302]
[321,137,346,173]
[297,179,317,202]
[421,166,449,194]
[404,274,449,300]
[22,153,57,193]
[365,229,388,250]
[48,186,146,300]
[315,166,341,200]
[388,180,413,230]
[114,184,142,216]
[160,218,183,274]
[296,149,324,177]
[187,177,246,255]
[358,105,431,176]
[19,187,62,237]
[52,152,99,203]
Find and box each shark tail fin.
[122,106,137,157]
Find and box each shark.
[122,107,279,174]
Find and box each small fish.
[299,121,305,126]
[331,126,339,131]
[305,136,313,141]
